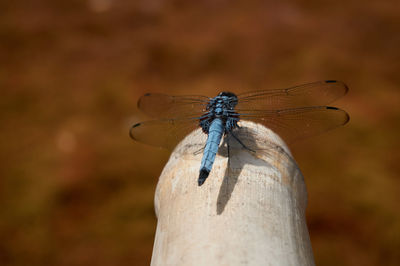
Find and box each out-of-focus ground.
[1,0,399,265]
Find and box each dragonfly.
[130,80,349,186]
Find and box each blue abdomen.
[198,118,224,185]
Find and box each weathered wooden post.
[150,121,315,266]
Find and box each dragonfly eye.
[229,98,238,108]
[218,91,236,98]
[218,92,238,108]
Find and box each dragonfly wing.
[138,93,210,119]
[235,80,348,111]
[239,106,350,143]
[129,117,203,149]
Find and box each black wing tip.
[325,80,349,95]
[198,169,210,186]
[326,106,339,110]
[137,93,154,108]
[129,123,141,139]
[325,80,337,83]
[325,106,350,125]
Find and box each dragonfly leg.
[229,131,255,153]
[226,135,231,177]
[193,145,205,155]
[227,136,230,159]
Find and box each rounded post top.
[151,121,314,265]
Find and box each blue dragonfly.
[130,80,349,186]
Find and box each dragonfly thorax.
[200,92,240,134]
[208,92,237,116]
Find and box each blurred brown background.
[1,0,399,265]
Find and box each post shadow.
[215,125,298,214]
[216,126,291,214]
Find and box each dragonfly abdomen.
[198,118,225,186]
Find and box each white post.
[151,121,315,266]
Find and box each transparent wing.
[129,117,202,149]
[239,106,350,143]
[235,80,348,111]
[138,93,210,119]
